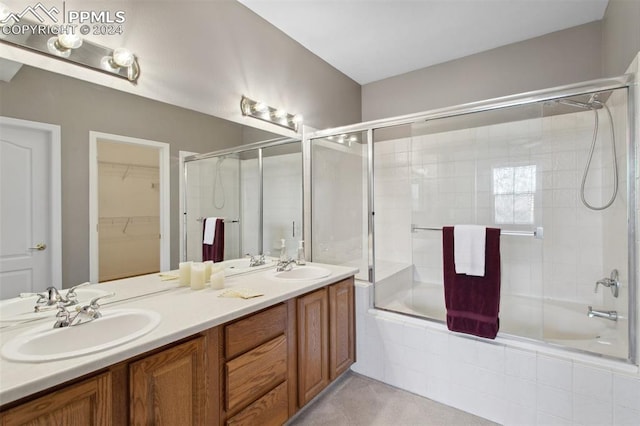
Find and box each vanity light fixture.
[100,47,140,82]
[0,8,140,83]
[47,33,83,58]
[240,95,303,132]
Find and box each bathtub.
[376,278,629,360]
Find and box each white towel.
[454,225,486,277]
[203,217,218,244]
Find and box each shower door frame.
[182,136,301,261]
[307,74,638,365]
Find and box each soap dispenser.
[279,239,287,261]
[296,240,306,265]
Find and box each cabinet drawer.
[226,334,287,413]
[226,381,288,426]
[225,303,287,359]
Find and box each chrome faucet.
[587,306,618,322]
[594,269,620,298]
[246,253,266,267]
[21,282,92,313]
[276,258,296,272]
[53,293,115,328]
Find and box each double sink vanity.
[0,261,357,425]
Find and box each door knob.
[29,243,47,251]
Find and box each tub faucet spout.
[587,306,618,322]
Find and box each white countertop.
[0,262,358,406]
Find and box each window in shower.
[492,164,536,225]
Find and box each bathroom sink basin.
[1,308,161,363]
[0,288,112,322]
[272,266,331,281]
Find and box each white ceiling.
[239,0,609,85]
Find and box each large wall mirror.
[0,62,294,295]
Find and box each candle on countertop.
[203,260,213,282]
[179,261,192,286]
[191,262,206,290]
[210,270,225,290]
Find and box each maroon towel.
[202,218,224,262]
[442,226,501,339]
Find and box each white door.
[0,121,57,298]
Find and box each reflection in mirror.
[184,139,302,268]
[0,64,282,294]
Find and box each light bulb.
[254,102,267,112]
[112,47,135,67]
[57,32,83,49]
[274,108,287,118]
[292,114,303,124]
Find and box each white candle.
[179,261,192,286]
[210,270,225,290]
[191,263,206,290]
[203,261,213,282]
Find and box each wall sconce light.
[240,95,303,132]
[0,11,140,83]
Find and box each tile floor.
[288,371,498,426]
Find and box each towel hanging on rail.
[442,226,501,339]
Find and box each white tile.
[423,352,450,380]
[573,393,613,426]
[613,404,640,426]
[402,323,426,350]
[424,328,449,355]
[475,342,505,373]
[504,402,536,426]
[505,375,536,407]
[537,384,572,420]
[448,334,478,364]
[424,374,451,405]
[505,347,537,380]
[537,355,572,391]
[375,316,404,345]
[613,373,640,409]
[536,411,572,426]
[573,364,612,401]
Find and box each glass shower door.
[310,132,369,281]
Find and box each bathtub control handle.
[587,306,618,322]
[594,269,619,298]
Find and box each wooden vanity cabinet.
[297,277,355,407]
[221,301,296,426]
[0,372,112,426]
[0,275,355,426]
[129,336,207,425]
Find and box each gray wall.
[0,66,277,286]
[362,22,603,120]
[602,0,640,76]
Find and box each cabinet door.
[297,287,329,406]
[130,337,205,425]
[329,278,355,380]
[1,373,112,426]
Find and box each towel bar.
[411,225,543,239]
[196,217,239,224]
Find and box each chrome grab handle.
[594,269,620,298]
[28,243,47,251]
[86,292,116,309]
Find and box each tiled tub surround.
[373,86,631,360]
[353,281,640,425]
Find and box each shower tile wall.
[375,100,627,308]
